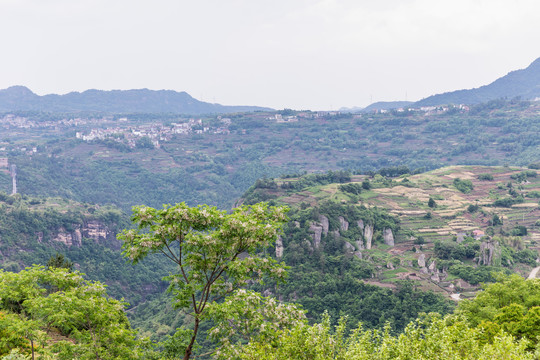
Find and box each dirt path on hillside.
[528,266,540,280]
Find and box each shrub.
[361,179,371,190]
[453,178,474,193]
[338,183,363,195]
[491,214,503,226]
[478,173,494,181]
[510,225,528,236]
[493,197,523,208]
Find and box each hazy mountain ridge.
[360,101,414,112]
[415,57,540,106]
[0,86,272,114]
[352,57,540,111]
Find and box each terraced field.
[258,165,540,298]
[273,165,540,246]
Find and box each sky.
[0,0,538,110]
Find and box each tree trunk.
[183,317,200,360]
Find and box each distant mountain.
[340,101,414,113]
[339,106,364,113]
[0,86,272,114]
[360,101,413,113]
[415,57,540,106]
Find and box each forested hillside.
[0,99,538,211]
[0,193,170,304]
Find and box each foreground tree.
[119,202,289,360]
[0,265,146,359]
[234,313,532,360]
[457,273,540,350]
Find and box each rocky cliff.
[49,220,120,249]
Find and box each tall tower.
[10,164,17,195]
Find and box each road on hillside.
[528,266,540,280]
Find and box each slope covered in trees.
[1,99,538,212]
[3,228,540,359]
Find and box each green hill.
[241,165,540,317]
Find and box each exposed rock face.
[338,216,349,231]
[356,239,364,250]
[50,220,116,248]
[53,229,74,246]
[387,262,395,270]
[417,253,426,268]
[428,260,437,273]
[354,251,363,259]
[344,242,355,254]
[364,224,373,249]
[332,230,340,240]
[83,220,111,242]
[51,227,84,247]
[308,215,330,249]
[275,235,284,258]
[309,223,323,249]
[357,219,364,230]
[319,215,329,236]
[383,228,394,246]
[72,229,82,247]
[478,240,501,266]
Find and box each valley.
[0,88,539,358]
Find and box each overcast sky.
[0,0,538,110]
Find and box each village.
[75,117,232,148]
[0,103,483,153]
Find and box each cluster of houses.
[76,118,232,148]
[372,104,470,115]
[268,111,341,123]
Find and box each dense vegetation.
[0,192,171,307]
[0,97,539,358]
[1,99,539,211]
[2,262,539,359]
